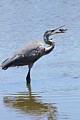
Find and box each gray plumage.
[2,41,45,69]
[1,26,66,84]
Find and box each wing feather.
[1,41,45,69]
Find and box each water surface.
[0,0,80,120]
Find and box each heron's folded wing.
[24,45,45,63]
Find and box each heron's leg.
[26,63,33,85]
[27,69,30,84]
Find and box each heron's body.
[1,26,66,84]
[2,41,44,68]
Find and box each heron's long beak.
[51,25,67,35]
[54,31,65,34]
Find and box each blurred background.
[0,0,80,120]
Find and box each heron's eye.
[51,29,55,32]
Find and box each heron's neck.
[44,35,55,55]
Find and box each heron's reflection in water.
[3,84,57,119]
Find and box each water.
[0,0,80,120]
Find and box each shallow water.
[0,0,80,120]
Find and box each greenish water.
[0,0,80,120]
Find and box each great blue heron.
[1,26,67,84]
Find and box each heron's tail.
[1,58,14,70]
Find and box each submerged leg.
[26,64,33,85]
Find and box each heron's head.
[44,25,67,37]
